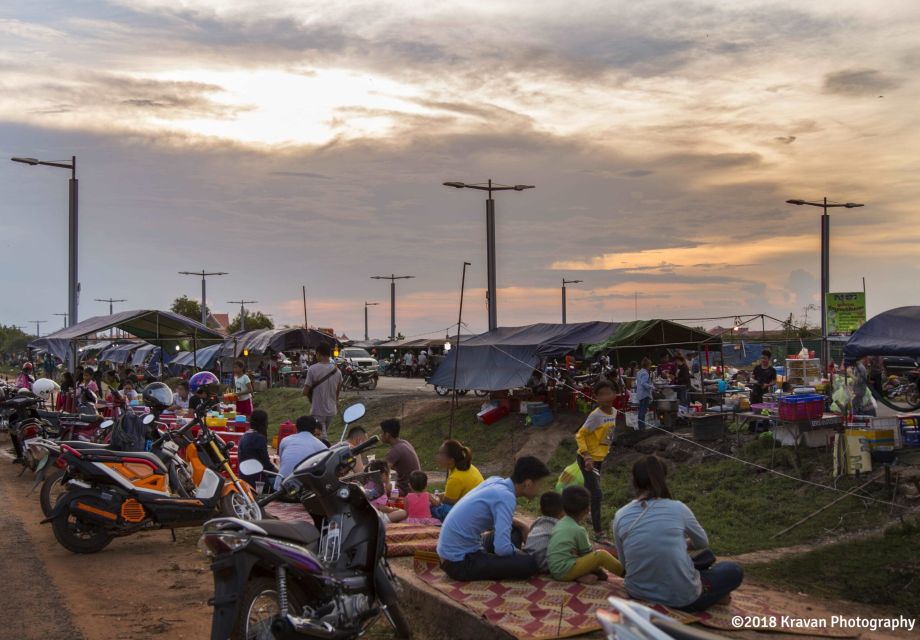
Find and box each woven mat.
[413,553,856,640]
[262,504,440,558]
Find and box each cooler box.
[477,405,508,425]
[526,402,550,416]
[778,394,824,421]
[277,420,296,448]
[848,428,896,462]
[529,409,554,427]
[898,415,920,447]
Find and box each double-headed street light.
[371,275,414,340]
[28,320,48,337]
[179,270,228,326]
[561,279,583,325]
[443,180,535,331]
[786,197,865,368]
[11,155,78,327]
[228,299,257,332]
[52,313,69,329]
[364,302,379,341]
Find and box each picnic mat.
[412,553,857,640]
[263,503,440,558]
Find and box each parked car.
[337,347,378,370]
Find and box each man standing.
[302,343,343,438]
[750,350,777,405]
[437,456,551,581]
[42,354,55,381]
[275,415,328,489]
[380,418,420,496]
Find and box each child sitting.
[405,471,441,525]
[366,460,407,523]
[522,491,564,572]
[548,486,624,584]
[121,380,139,404]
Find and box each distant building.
[207,312,230,335]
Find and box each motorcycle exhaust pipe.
[271,615,350,640]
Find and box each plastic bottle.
[390,485,400,501]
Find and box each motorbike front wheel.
[221,491,263,521]
[51,502,113,554]
[375,564,411,638]
[434,386,450,396]
[40,468,67,517]
[367,376,378,390]
[232,577,305,640]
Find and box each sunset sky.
[1,1,918,339]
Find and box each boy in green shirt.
[547,486,624,583]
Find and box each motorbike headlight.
[198,531,249,557]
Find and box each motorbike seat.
[62,441,111,450]
[254,519,320,547]
[68,446,168,471]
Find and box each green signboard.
[826,292,866,337]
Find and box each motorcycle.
[43,399,262,554]
[341,363,378,391]
[200,403,410,640]
[2,392,53,469]
[596,596,723,640]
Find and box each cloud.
[774,136,796,144]
[823,68,902,96]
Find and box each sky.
[1,0,918,340]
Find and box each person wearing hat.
[275,415,328,489]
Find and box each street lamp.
[561,279,583,325]
[11,155,78,327]
[52,313,68,329]
[786,197,865,369]
[28,320,47,337]
[443,180,535,331]
[364,302,379,341]
[228,299,257,332]
[179,270,228,326]
[95,297,127,338]
[370,275,415,340]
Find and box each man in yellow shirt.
[575,381,617,541]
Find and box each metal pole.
[390,280,396,340]
[562,282,567,325]
[821,198,829,372]
[302,285,308,328]
[201,274,207,326]
[69,157,78,327]
[449,262,471,438]
[486,184,497,331]
[365,304,369,341]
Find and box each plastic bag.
[555,461,584,492]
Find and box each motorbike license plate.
[162,441,179,455]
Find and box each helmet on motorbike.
[142,381,173,409]
[189,370,220,394]
[31,378,60,400]
[22,362,33,371]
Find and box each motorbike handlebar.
[351,435,379,456]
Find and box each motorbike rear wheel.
[434,386,450,396]
[232,577,305,640]
[40,468,67,517]
[375,564,411,638]
[51,502,113,554]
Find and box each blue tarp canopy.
[131,344,160,367]
[172,344,224,369]
[98,341,145,364]
[429,321,617,391]
[844,306,920,359]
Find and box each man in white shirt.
[302,343,343,438]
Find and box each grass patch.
[748,518,920,616]
[523,435,896,556]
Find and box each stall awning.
[172,344,224,369]
[97,341,146,364]
[844,306,920,358]
[222,328,339,358]
[584,320,719,357]
[131,344,160,367]
[29,309,224,362]
[429,321,617,391]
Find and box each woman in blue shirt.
[634,358,655,430]
[238,409,277,491]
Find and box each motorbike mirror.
[342,403,366,425]
[142,414,155,425]
[238,459,264,477]
[100,420,114,429]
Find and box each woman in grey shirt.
[613,456,743,611]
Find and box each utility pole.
[448,262,472,437]
[29,320,47,337]
[370,274,415,340]
[95,298,127,338]
[228,299,257,332]
[364,302,379,341]
[302,285,308,329]
[52,313,68,329]
[443,180,535,331]
[561,279,583,325]
[179,270,228,326]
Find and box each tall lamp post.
[786,197,865,368]
[52,313,69,329]
[29,320,48,337]
[11,155,78,327]
[95,297,127,338]
[228,299,257,332]
[561,278,583,325]
[370,275,414,340]
[443,180,535,331]
[364,302,379,341]
[179,270,228,326]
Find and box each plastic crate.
[778,394,824,421]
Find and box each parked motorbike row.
[2,375,409,640]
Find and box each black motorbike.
[200,403,410,640]
[340,363,378,391]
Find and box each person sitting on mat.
[613,455,743,611]
[548,486,623,584]
[437,456,550,582]
[522,491,564,573]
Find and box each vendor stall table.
[734,411,843,465]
